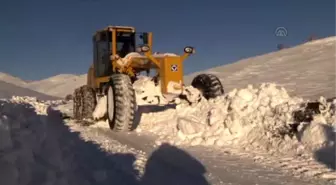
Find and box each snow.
[26,74,87,98]
[0,72,28,87]
[0,97,57,185]
[133,76,167,105]
[0,80,59,100]
[87,73,336,162]
[93,95,107,120]
[0,36,335,183]
[0,72,86,99]
[84,73,336,181]
[303,36,336,46]
[0,96,147,185]
[113,52,178,68]
[185,36,336,100]
[88,36,336,162]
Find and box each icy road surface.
[66,120,333,185]
[56,95,335,185]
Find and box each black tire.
[107,74,136,132]
[73,85,97,120]
[73,87,82,120]
[191,74,224,100]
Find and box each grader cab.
[73,25,224,132]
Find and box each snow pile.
[133,76,168,105]
[134,78,335,154]
[295,97,336,150]
[0,97,57,185]
[0,96,95,185]
[114,52,178,68]
[0,96,153,185]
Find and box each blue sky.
[0,0,335,80]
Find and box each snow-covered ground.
[56,76,336,183]
[0,96,333,185]
[127,75,336,178]
[0,36,335,185]
[0,97,148,185]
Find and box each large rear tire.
[73,87,82,120]
[73,85,97,120]
[107,74,136,132]
[191,73,224,100]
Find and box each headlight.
[138,45,150,52]
[184,46,195,54]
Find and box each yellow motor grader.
[73,25,224,131]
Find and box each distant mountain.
[26,74,87,98]
[0,72,28,87]
[0,80,59,100]
[0,72,85,99]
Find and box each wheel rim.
[107,86,114,121]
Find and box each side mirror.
[184,46,195,54]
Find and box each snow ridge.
[134,78,335,156]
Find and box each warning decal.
[171,64,178,72]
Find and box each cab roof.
[97,25,136,33]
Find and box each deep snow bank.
[133,77,336,155]
[0,96,64,185]
[0,96,140,185]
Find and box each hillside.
[0,72,86,99]
[185,36,336,100]
[0,72,28,87]
[26,74,87,98]
[0,80,59,100]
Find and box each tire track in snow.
[76,124,333,185]
[194,146,336,184]
[253,153,336,181]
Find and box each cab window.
[94,31,112,77]
[116,32,135,58]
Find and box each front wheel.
[107,74,136,132]
[191,73,224,100]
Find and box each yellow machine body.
[88,25,193,96]
[158,56,184,94]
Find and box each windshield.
[116,32,135,57]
